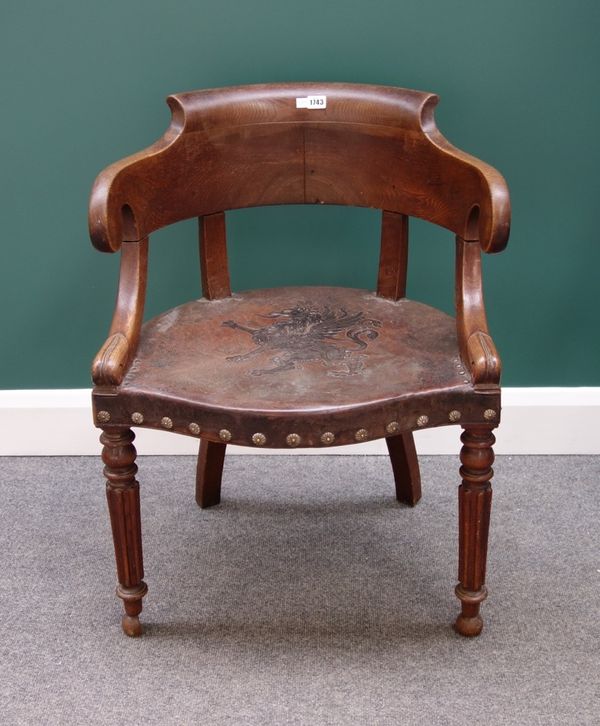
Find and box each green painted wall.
[1,0,599,388]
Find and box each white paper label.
[296,95,327,109]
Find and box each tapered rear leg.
[386,432,422,506]
[101,428,147,637]
[196,439,227,508]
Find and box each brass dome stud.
[355,428,368,442]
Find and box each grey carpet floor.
[0,455,598,725]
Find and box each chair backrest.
[89,83,510,258]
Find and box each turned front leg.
[454,426,495,637]
[101,428,147,637]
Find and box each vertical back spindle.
[199,212,231,299]
[376,211,409,300]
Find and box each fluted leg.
[196,439,226,508]
[386,432,422,505]
[454,426,495,637]
[101,428,147,637]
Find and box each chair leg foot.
[454,613,484,638]
[454,426,495,637]
[122,615,143,637]
[386,432,422,505]
[196,439,226,508]
[102,428,147,636]
[117,583,148,637]
[453,584,487,636]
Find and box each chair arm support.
[455,237,501,388]
[92,332,131,386]
[92,239,148,386]
[464,330,501,387]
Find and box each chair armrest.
[455,237,501,389]
[92,239,148,386]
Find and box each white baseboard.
[0,388,598,456]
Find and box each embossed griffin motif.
[222,304,381,376]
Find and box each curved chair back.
[89,83,509,254]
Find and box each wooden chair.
[90,83,510,638]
